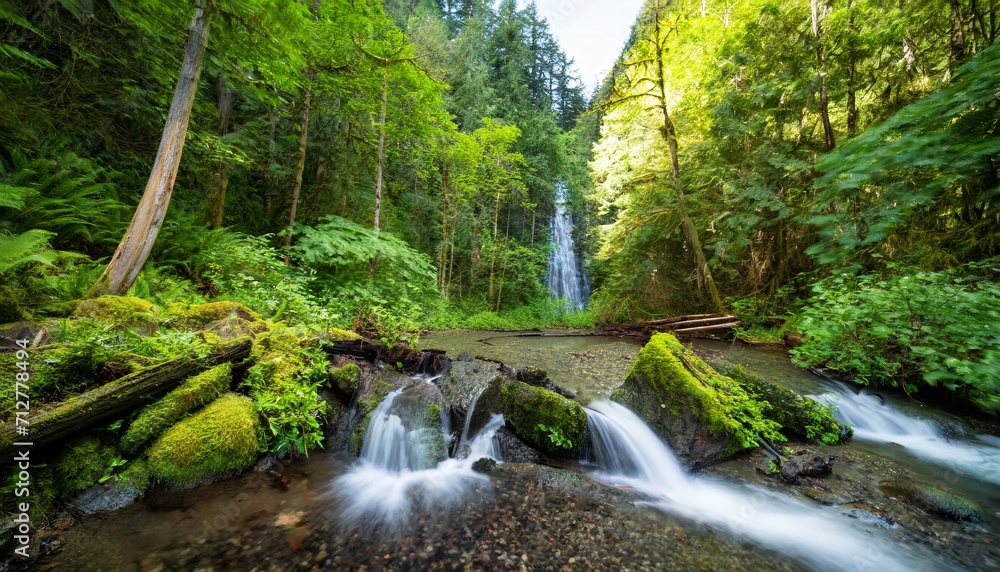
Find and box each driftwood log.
[603,313,741,338]
[1,337,252,463]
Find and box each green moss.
[349,385,392,455]
[243,328,332,457]
[426,403,442,425]
[54,435,116,494]
[169,301,261,327]
[73,296,159,330]
[881,480,981,521]
[114,458,151,494]
[147,394,261,485]
[614,334,783,456]
[709,359,851,445]
[120,363,233,455]
[500,381,587,457]
[327,328,361,341]
[330,363,361,395]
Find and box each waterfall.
[815,388,1000,486]
[548,183,588,311]
[332,384,504,533]
[584,400,932,572]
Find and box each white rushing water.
[584,400,934,572]
[547,183,588,311]
[333,386,504,533]
[816,388,1000,486]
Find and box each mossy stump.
[147,394,260,485]
[72,296,160,332]
[612,333,781,468]
[499,380,587,458]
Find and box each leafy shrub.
[242,329,331,457]
[792,262,1000,411]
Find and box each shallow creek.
[38,333,1000,571]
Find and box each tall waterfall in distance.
[547,184,589,311]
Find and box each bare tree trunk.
[284,90,311,264]
[438,164,449,292]
[951,0,966,73]
[488,184,501,307]
[206,74,233,229]
[651,3,724,313]
[369,66,389,280]
[812,0,835,150]
[89,1,213,297]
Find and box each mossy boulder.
[499,381,587,458]
[73,296,159,331]
[169,301,260,327]
[147,394,261,485]
[53,435,116,494]
[880,480,981,522]
[612,333,782,468]
[710,359,851,445]
[329,363,362,395]
[120,363,233,455]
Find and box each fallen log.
[670,321,742,334]
[323,339,449,376]
[1,337,252,463]
[660,315,738,329]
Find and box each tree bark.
[812,0,835,151]
[0,338,251,462]
[951,0,966,73]
[369,66,389,280]
[89,1,213,296]
[284,90,311,264]
[206,74,234,229]
[650,2,724,313]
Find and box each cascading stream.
[333,383,504,533]
[583,400,935,572]
[547,183,588,311]
[815,387,1000,486]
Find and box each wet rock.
[495,426,543,464]
[780,454,835,483]
[880,480,982,522]
[499,381,587,457]
[500,364,548,385]
[612,333,776,468]
[67,480,144,514]
[472,457,497,473]
[436,359,503,413]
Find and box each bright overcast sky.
[519,0,647,93]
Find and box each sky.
[519,0,647,93]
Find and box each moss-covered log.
[0,338,251,463]
[323,338,448,376]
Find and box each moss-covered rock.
[330,363,361,395]
[147,394,261,485]
[880,480,981,522]
[169,301,260,327]
[612,333,782,468]
[54,435,116,494]
[709,359,851,445]
[73,296,159,331]
[500,381,587,457]
[120,363,233,455]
